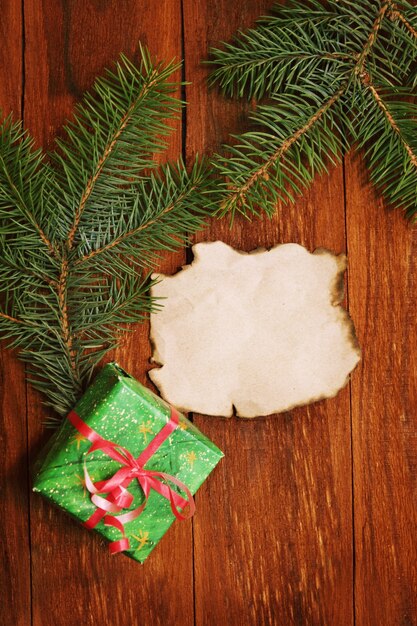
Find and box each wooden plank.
[23,2,193,625]
[0,4,32,626]
[345,153,417,625]
[0,3,22,114]
[183,1,354,624]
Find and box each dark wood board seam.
[179,0,198,621]
[21,1,34,624]
[342,153,356,626]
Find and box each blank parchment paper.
[149,241,360,418]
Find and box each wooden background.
[1,1,416,625]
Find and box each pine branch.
[65,65,161,249]
[74,158,216,270]
[216,85,347,218]
[210,0,417,220]
[354,1,391,76]
[355,76,417,218]
[365,76,417,168]
[50,45,182,244]
[0,47,217,421]
[0,116,57,255]
[208,23,354,100]
[389,3,417,39]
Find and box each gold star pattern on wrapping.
[184,451,197,467]
[131,530,149,552]
[75,473,89,498]
[70,432,87,450]
[138,419,153,444]
[178,419,188,431]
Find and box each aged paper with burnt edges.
[149,241,360,418]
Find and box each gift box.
[33,362,224,562]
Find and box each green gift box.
[33,362,224,563]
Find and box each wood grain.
[183,1,354,624]
[0,4,31,626]
[346,152,417,626]
[1,1,416,625]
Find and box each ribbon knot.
[67,408,195,555]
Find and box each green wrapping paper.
[33,362,224,562]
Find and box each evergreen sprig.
[0,46,217,420]
[209,0,417,220]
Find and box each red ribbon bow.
[67,408,195,555]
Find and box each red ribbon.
[67,408,195,555]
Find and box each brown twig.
[57,256,77,377]
[389,5,417,39]
[355,1,392,76]
[0,311,26,325]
